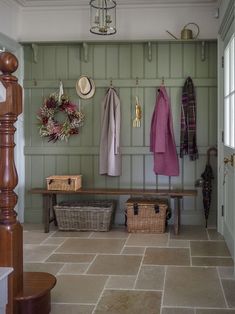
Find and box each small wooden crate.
[126,198,168,233]
[46,175,82,191]
[54,200,116,231]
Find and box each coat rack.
[0,52,56,314]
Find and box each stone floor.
[23,224,235,314]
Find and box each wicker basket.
[54,200,116,231]
[46,175,82,191]
[126,198,168,233]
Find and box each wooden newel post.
[0,52,56,314]
[0,52,23,314]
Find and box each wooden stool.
[15,272,56,314]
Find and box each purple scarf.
[180,77,198,160]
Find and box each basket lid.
[126,198,168,206]
[46,175,82,180]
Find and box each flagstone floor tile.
[51,231,92,238]
[218,267,235,279]
[45,253,95,263]
[59,263,90,274]
[163,266,226,308]
[87,254,142,275]
[196,310,235,314]
[56,238,126,254]
[161,308,194,314]
[126,233,168,246]
[135,265,165,290]
[24,262,63,275]
[192,257,234,266]
[221,279,235,308]
[143,248,190,266]
[52,274,108,303]
[190,241,231,257]
[106,276,136,289]
[170,225,208,240]
[51,304,94,314]
[23,231,53,244]
[94,290,162,314]
[207,228,224,240]
[24,244,58,262]
[42,237,66,246]
[121,246,146,255]
[90,229,129,239]
[168,240,190,248]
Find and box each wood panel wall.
[23,41,217,226]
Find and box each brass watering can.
[166,23,200,40]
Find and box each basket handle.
[154,204,160,214]
[133,203,139,215]
[48,179,53,185]
[68,178,71,185]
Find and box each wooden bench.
[30,188,197,235]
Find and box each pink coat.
[150,86,179,176]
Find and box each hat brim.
[76,76,96,99]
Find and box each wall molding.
[24,78,217,89]
[15,0,218,8]
[24,146,217,156]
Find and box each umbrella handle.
[207,147,217,164]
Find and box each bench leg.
[173,197,182,235]
[43,194,57,233]
[52,194,58,226]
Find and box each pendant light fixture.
[90,0,117,35]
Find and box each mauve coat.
[99,88,121,176]
[150,86,179,176]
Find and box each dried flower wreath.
[38,94,85,142]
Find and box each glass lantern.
[90,0,117,35]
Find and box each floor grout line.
[160,265,167,314]
[56,263,67,275]
[216,266,229,308]
[189,241,192,266]
[88,232,94,238]
[133,246,146,289]
[91,275,110,314]
[84,254,98,274]
[166,228,170,247]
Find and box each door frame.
[217,0,235,262]
[217,33,224,236]
[0,32,25,222]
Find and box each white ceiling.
[13,0,218,7]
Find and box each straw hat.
[76,76,95,99]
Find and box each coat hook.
[161,77,165,85]
[33,78,37,86]
[83,42,88,63]
[147,41,152,62]
[31,43,39,63]
[201,41,206,62]
[110,78,113,87]
[136,77,139,86]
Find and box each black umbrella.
[201,147,217,228]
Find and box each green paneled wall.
[23,41,217,225]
